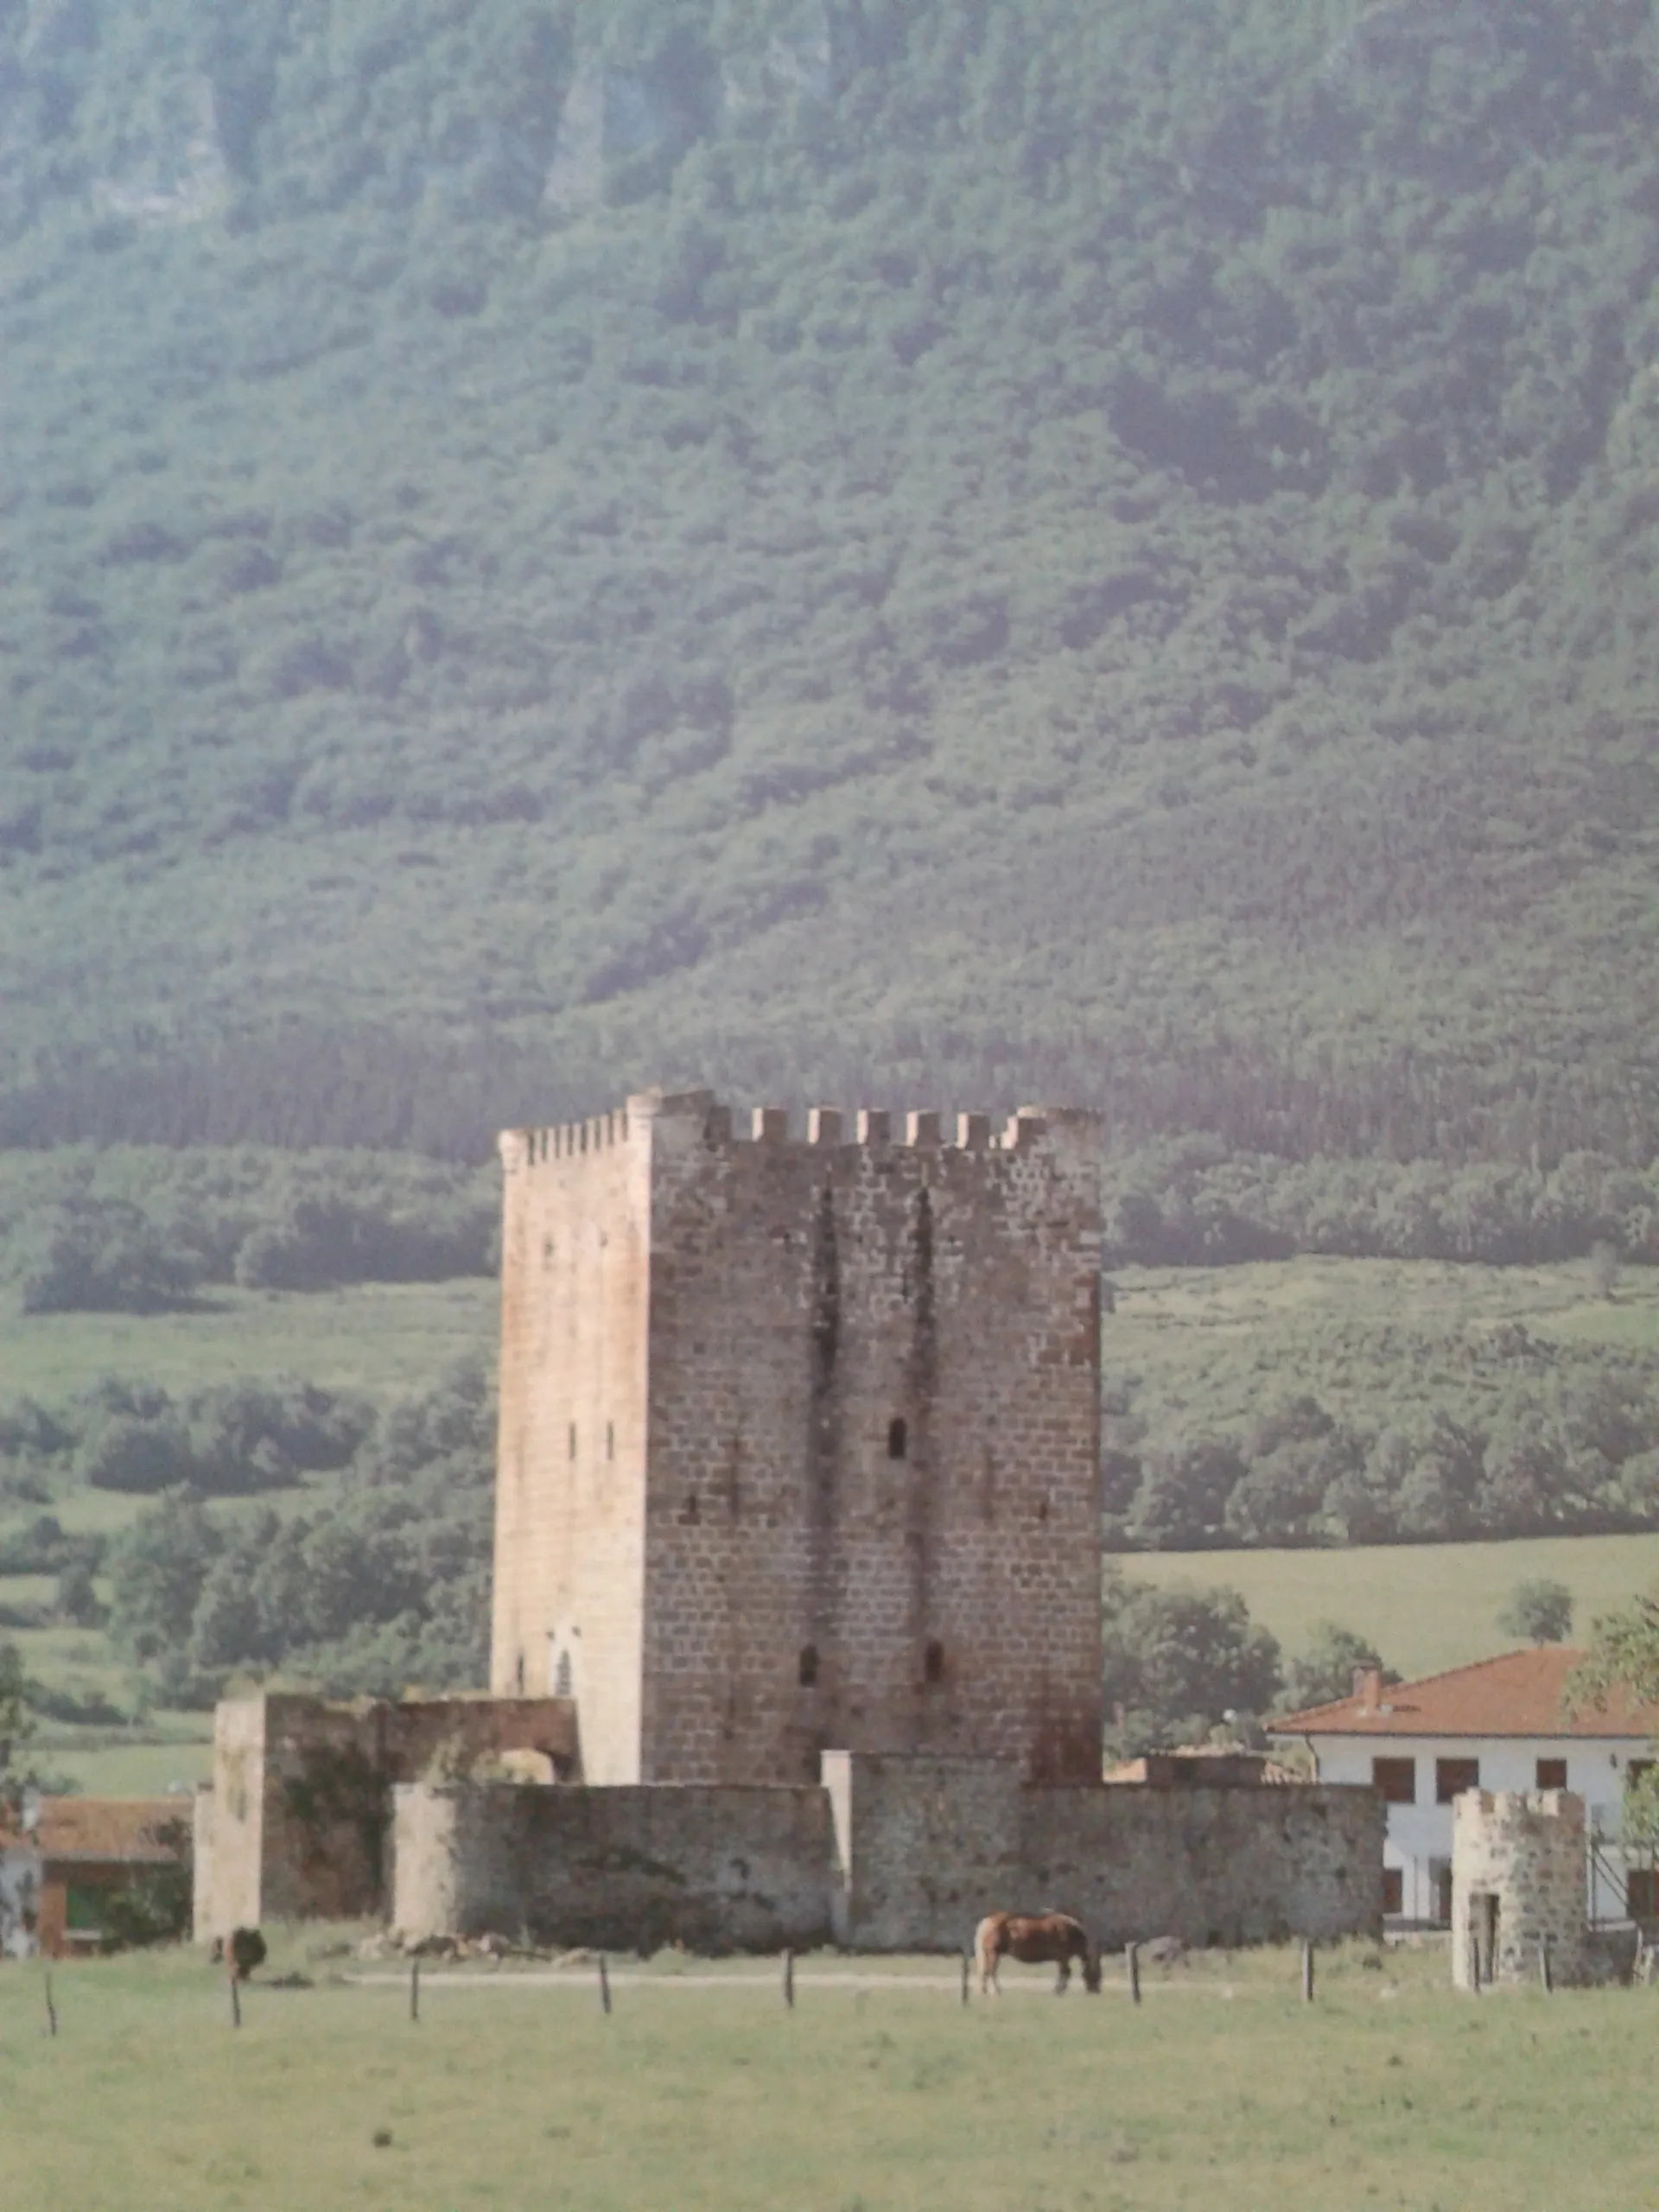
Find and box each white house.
[1271,1649,1657,1926]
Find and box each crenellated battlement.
[505,1090,1100,1170]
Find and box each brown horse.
[974,1910,1101,1995]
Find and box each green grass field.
[1,1942,1655,2212]
[1107,1256,1659,1444]
[1131,1531,1659,1683]
[0,1279,498,1405]
[25,1728,213,1797]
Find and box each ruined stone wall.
[392,1780,835,1951]
[826,1754,1384,1952]
[492,1105,654,1782]
[194,1694,579,1936]
[193,1695,265,1938]
[190,1783,218,1940]
[256,1695,389,1923]
[494,1088,1103,1789]
[1452,1789,1596,1988]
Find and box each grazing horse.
[974,1910,1101,1995]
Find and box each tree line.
[1107,1370,1659,1553]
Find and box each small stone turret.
[1451,1789,1593,1988]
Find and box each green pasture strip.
[0,1279,497,1404]
[1108,1257,1659,1443]
[1132,1530,1659,1682]
[26,1736,213,1796]
[0,1944,1652,2212]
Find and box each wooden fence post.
[1300,1939,1315,2004]
[1538,1936,1553,1995]
[410,1957,421,2024]
[228,1971,241,2030]
[782,1948,795,2009]
[960,1949,971,2006]
[1468,1934,1481,1994]
[598,1955,612,2015]
[1125,1942,1141,2005]
[44,1973,57,2038]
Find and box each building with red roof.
[0,1796,191,1959]
[1270,1649,1657,1925]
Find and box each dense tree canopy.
[0,1,1657,1154]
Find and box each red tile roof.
[34,1797,191,1865]
[1271,1647,1659,1740]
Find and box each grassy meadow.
[1106,1255,1659,1444]
[1,1941,1654,2212]
[1131,1532,1659,1686]
[0,1278,498,1406]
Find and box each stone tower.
[491,1089,1103,1787]
[1451,1789,1594,1988]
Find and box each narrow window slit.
[924,1639,944,1685]
[798,1645,820,1688]
[887,1416,908,1460]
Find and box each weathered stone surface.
[1451,1789,1599,1989]
[492,1091,1104,1787]
[393,1755,1385,1956]
[393,1779,836,1952]
[192,1693,576,1940]
[825,1753,1385,1952]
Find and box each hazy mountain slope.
[2,0,1657,1154]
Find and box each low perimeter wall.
[395,1756,1383,1954]
[827,1754,1382,1951]
[394,1782,836,1951]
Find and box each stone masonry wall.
[392,1780,835,1951]
[1452,1789,1595,1988]
[194,1694,577,1937]
[193,1694,265,1938]
[493,1106,652,1783]
[393,1758,1383,1956]
[493,1089,1103,1789]
[828,1754,1384,1952]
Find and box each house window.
[1372,1757,1416,1805]
[887,1417,907,1460]
[1382,1867,1404,1916]
[1436,1758,1481,1804]
[1627,1868,1656,1921]
[1536,1758,1568,1790]
[65,1885,104,1935]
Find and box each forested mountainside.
[2,0,1658,1159]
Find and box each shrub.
[17,1202,205,1315]
[77,1414,197,1496]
